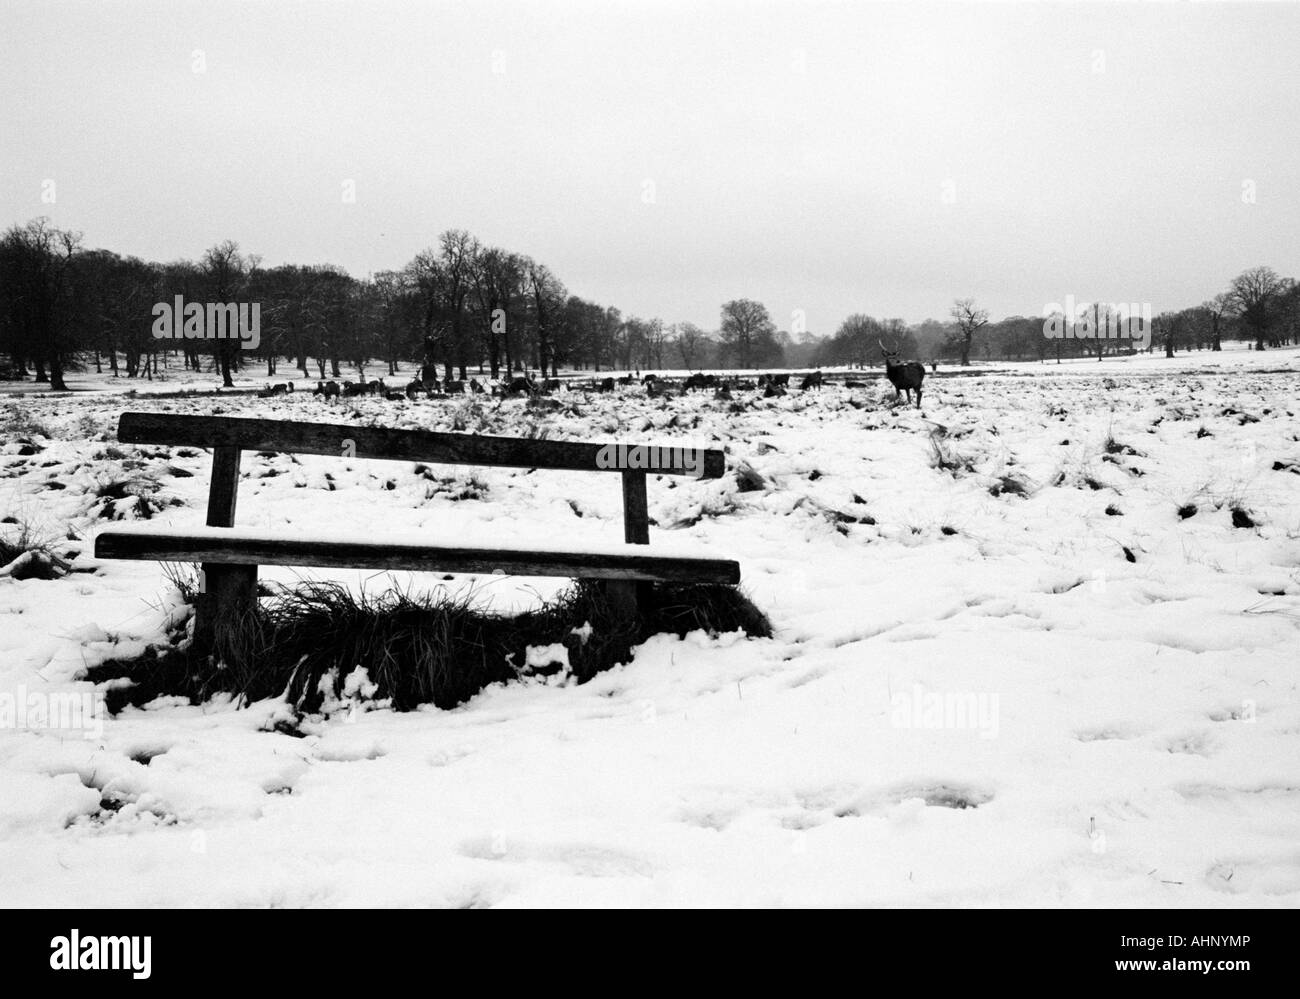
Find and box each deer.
[879,339,925,408]
[504,376,536,396]
[683,373,716,392]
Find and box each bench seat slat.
[94,529,740,585]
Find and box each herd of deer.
[258,345,929,408]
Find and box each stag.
[879,339,925,408]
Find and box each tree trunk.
[49,354,67,391]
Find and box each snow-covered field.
[2,346,1298,907]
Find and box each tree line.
[2,216,1296,389]
[813,272,1300,369]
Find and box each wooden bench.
[94,413,739,644]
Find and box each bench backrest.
[118,413,724,475]
[117,412,726,543]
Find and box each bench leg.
[606,579,639,620]
[608,470,651,621]
[194,563,258,649]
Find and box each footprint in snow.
[1162,731,1216,756]
[1075,724,1143,742]
[314,742,387,763]
[126,744,170,766]
[834,780,994,816]
[456,836,651,877]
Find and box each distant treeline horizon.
[2,216,1296,390]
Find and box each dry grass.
[0,517,72,579]
[89,577,771,715]
[0,403,52,439]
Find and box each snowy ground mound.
[1,350,1298,906]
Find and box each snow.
[1,347,1298,906]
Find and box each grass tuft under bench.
[89,577,771,714]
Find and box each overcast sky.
[3,1,1297,333]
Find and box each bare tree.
[598,306,622,371]
[1228,266,1285,351]
[675,322,706,370]
[1279,280,1300,348]
[1158,311,1179,358]
[719,299,777,369]
[372,269,411,375]
[472,247,524,378]
[524,258,566,377]
[439,229,480,379]
[201,240,259,387]
[405,249,447,381]
[620,316,652,369]
[645,318,668,369]
[1202,293,1232,351]
[949,298,989,367]
[0,218,84,390]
